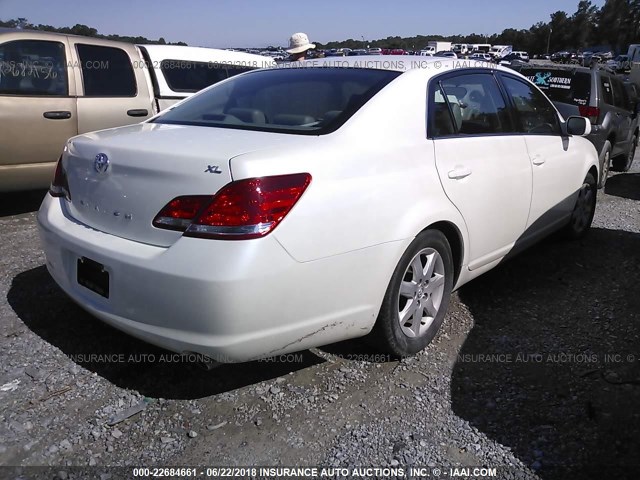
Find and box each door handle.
[532,155,546,166]
[43,111,72,120]
[448,167,472,179]
[127,109,149,117]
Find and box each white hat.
[286,32,316,54]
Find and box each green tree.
[571,1,598,49]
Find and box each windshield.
[153,67,401,135]
[519,68,591,107]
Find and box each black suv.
[517,65,639,187]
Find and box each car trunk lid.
[63,123,303,247]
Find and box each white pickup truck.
[0,29,275,191]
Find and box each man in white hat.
[286,32,316,61]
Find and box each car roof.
[518,62,592,73]
[139,44,275,67]
[291,55,449,72]
[280,55,518,77]
[0,27,110,42]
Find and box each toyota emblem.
[94,153,109,174]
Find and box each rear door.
[430,71,532,270]
[598,74,626,156]
[610,76,633,154]
[499,73,585,233]
[0,34,77,188]
[69,39,154,133]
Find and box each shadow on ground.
[605,173,640,201]
[0,190,47,217]
[452,228,640,479]
[8,266,324,400]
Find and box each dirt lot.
[1,155,639,480]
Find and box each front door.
[430,71,532,270]
[499,73,586,233]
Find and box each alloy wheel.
[397,248,446,338]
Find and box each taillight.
[578,106,600,124]
[152,173,311,240]
[152,196,210,231]
[49,156,70,200]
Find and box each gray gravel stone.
[1,155,639,476]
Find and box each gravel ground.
[0,154,638,480]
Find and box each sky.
[0,0,607,48]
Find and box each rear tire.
[371,230,453,357]
[561,173,597,239]
[598,140,612,188]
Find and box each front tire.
[372,230,453,357]
[562,173,597,239]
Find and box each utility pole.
[546,27,553,56]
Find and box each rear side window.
[520,69,591,107]
[160,60,256,93]
[430,72,511,137]
[600,76,614,105]
[611,78,630,110]
[161,60,227,93]
[501,76,560,135]
[76,44,136,96]
[0,40,68,96]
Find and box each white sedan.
[38,57,599,363]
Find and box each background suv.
[517,64,639,186]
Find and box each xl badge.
[94,153,110,174]
[205,165,222,174]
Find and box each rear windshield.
[152,67,402,134]
[519,68,591,107]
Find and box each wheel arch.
[419,220,464,287]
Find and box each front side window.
[501,76,561,135]
[430,72,511,137]
[0,40,68,96]
[153,67,401,135]
[76,44,136,96]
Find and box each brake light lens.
[578,106,600,124]
[152,196,210,231]
[152,173,311,240]
[49,156,70,200]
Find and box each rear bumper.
[37,195,399,362]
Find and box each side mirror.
[566,116,591,136]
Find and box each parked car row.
[548,50,627,70]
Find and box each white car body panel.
[433,136,533,270]
[523,135,591,233]
[37,58,599,362]
[62,123,314,247]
